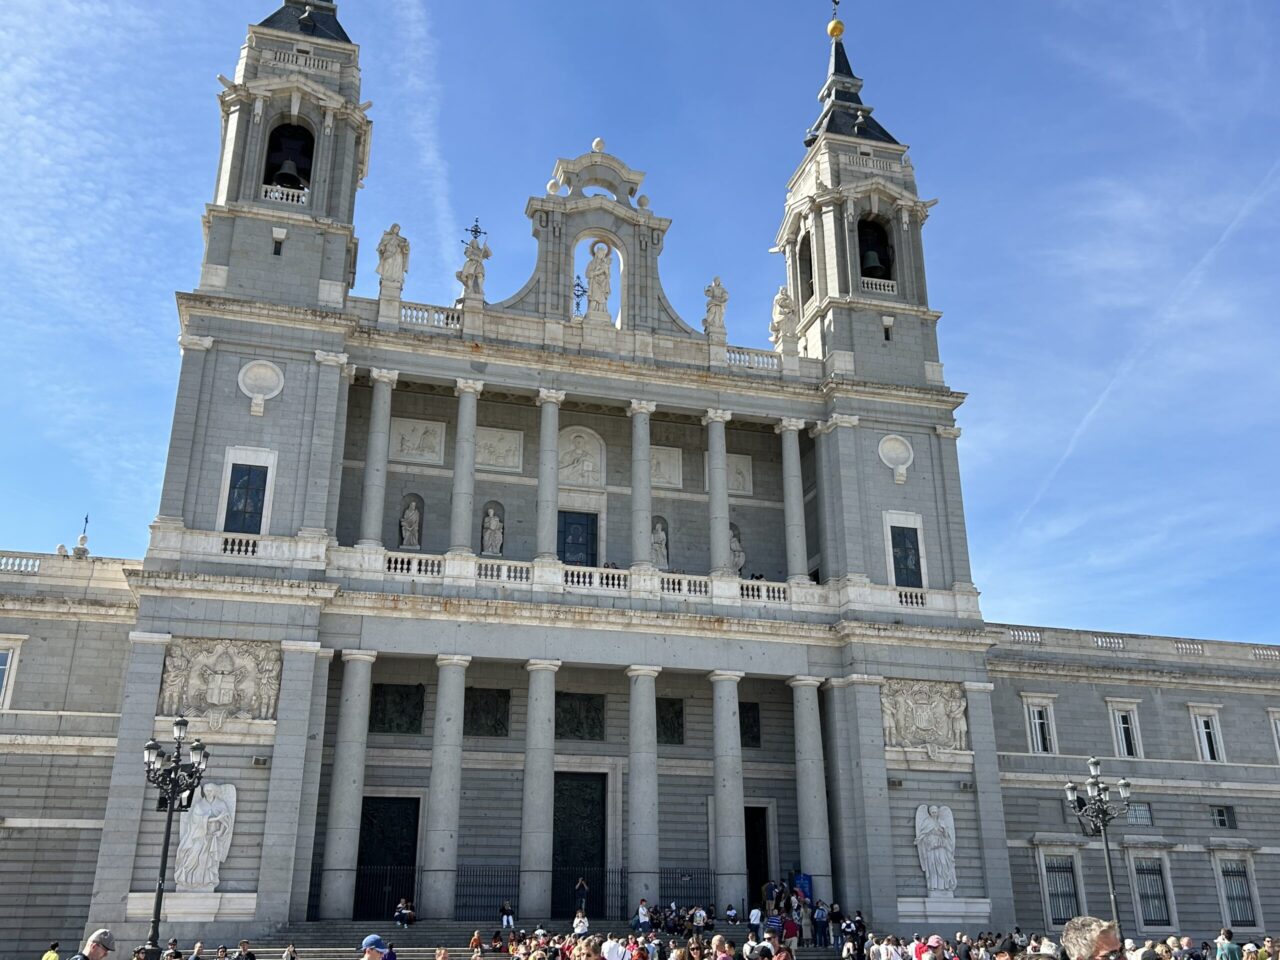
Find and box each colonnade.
[352,374,814,580]
[316,655,834,919]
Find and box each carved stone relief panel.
[464,687,511,737]
[881,679,968,754]
[650,446,683,489]
[704,452,754,496]
[476,427,524,473]
[739,701,762,748]
[555,691,605,741]
[369,683,425,734]
[656,697,684,745]
[390,417,446,465]
[558,427,605,488]
[158,639,282,729]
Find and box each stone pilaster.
[357,369,398,547]
[788,676,833,903]
[628,401,657,570]
[777,418,810,583]
[965,681,1016,929]
[319,650,377,919]
[535,389,565,560]
[813,415,866,581]
[709,670,748,910]
[155,335,214,523]
[703,409,733,575]
[935,425,977,591]
[290,648,334,921]
[325,363,356,538]
[839,673,897,928]
[448,380,484,555]
[300,352,348,536]
[627,665,661,906]
[519,659,561,918]
[420,654,472,917]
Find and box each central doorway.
[552,772,608,918]
[558,511,598,567]
[354,796,419,920]
[745,805,771,910]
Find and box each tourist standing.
[749,906,763,941]
[1219,933,1243,960]
[70,931,115,960]
[43,944,61,960]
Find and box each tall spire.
[804,9,897,148]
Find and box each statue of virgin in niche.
[585,241,612,316]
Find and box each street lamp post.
[141,716,210,960]
[1065,756,1132,941]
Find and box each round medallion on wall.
[237,360,285,417]
[878,433,914,484]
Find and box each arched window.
[797,233,816,307]
[857,219,894,280]
[262,123,314,189]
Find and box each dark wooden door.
[354,796,419,920]
[552,772,607,917]
[744,805,770,911]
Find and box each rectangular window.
[223,463,269,534]
[1127,802,1154,826]
[1220,859,1256,926]
[555,692,605,741]
[890,525,924,588]
[1043,855,1080,925]
[1212,805,1238,830]
[0,649,10,705]
[463,688,511,738]
[1114,709,1140,757]
[739,701,761,748]
[1027,704,1055,753]
[1134,857,1171,926]
[656,697,684,746]
[1193,710,1223,762]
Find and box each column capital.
[437,654,473,669]
[775,417,807,434]
[455,378,484,396]
[281,640,322,654]
[526,659,562,673]
[626,665,662,679]
[178,334,214,353]
[128,630,172,646]
[702,409,733,425]
[628,400,657,417]
[341,363,358,382]
[536,388,566,406]
[963,680,995,692]
[314,350,350,367]
[370,367,400,386]
[786,675,824,689]
[935,424,962,439]
[708,670,745,684]
[341,650,378,663]
[813,414,860,435]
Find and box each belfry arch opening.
[263,122,315,190]
[797,233,816,308]
[857,218,894,281]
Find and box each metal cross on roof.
[463,217,487,243]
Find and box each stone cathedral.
[1,2,1278,956]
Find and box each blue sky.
[1,1,1277,643]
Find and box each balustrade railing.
[268,48,340,73]
[260,183,308,205]
[844,153,904,174]
[660,574,711,597]
[860,277,897,295]
[725,346,781,370]
[478,559,532,583]
[0,554,41,574]
[740,581,789,603]
[221,536,259,557]
[896,588,927,608]
[386,553,443,577]
[401,302,462,328]
[563,566,629,590]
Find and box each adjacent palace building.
[2,2,1277,956]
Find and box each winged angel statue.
[914,803,958,896]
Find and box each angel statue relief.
[914,803,958,897]
[175,783,237,892]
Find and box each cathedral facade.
[1,2,1278,956]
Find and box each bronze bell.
[272,160,307,189]
[861,250,887,279]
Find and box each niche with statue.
[480,501,505,556]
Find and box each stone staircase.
[247,921,843,960]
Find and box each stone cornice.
[124,570,340,606]
[0,596,137,623]
[986,658,1280,694]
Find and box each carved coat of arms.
[158,639,282,729]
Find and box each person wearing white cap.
[71,930,115,960]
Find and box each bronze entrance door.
[552,772,607,918]
[354,796,419,920]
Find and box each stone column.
[448,380,484,554]
[777,418,810,583]
[421,654,472,917]
[357,368,399,546]
[703,409,733,574]
[627,665,661,906]
[256,641,321,924]
[519,659,561,918]
[965,681,1017,929]
[156,335,214,522]
[629,401,657,569]
[787,677,833,903]
[319,650,377,919]
[535,389,565,560]
[710,670,748,910]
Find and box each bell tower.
[775,17,944,390]
[199,0,371,310]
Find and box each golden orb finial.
[827,18,845,39]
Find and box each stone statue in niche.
[770,286,797,345]
[481,508,504,556]
[174,782,237,892]
[158,639,283,729]
[651,520,669,570]
[914,803,958,897]
[585,241,612,318]
[456,234,492,299]
[729,532,747,577]
[376,223,410,286]
[703,277,729,338]
[400,501,421,549]
[881,679,968,755]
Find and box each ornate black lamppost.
[1065,756,1131,940]
[141,717,210,960]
